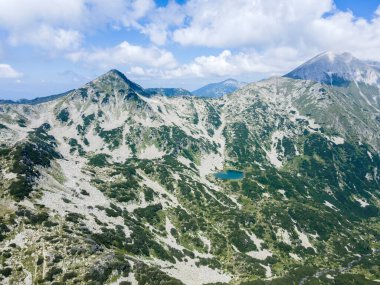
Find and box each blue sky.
[334,0,380,19]
[0,0,379,99]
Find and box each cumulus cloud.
[118,0,380,79]
[123,47,306,79]
[308,10,380,60]
[0,64,22,78]
[9,25,82,51]
[172,0,333,47]
[0,0,84,29]
[1,0,380,85]
[0,0,154,51]
[122,0,155,27]
[67,41,177,70]
[0,0,154,29]
[166,50,247,78]
[138,1,186,45]
[163,0,380,61]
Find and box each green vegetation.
[68,138,85,156]
[8,123,61,200]
[96,126,124,150]
[134,263,183,285]
[0,123,8,129]
[88,153,111,167]
[17,118,27,127]
[1,74,380,284]
[57,108,70,122]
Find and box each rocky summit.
[0,54,380,285]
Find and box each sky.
[0,0,380,99]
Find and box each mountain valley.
[0,53,380,285]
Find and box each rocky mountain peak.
[284,51,380,87]
[91,69,146,95]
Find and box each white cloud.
[307,10,380,60]
[171,0,334,48]
[0,0,85,51]
[1,0,380,87]
[0,64,22,78]
[122,0,155,27]
[0,0,84,29]
[0,0,155,51]
[139,1,185,45]
[67,41,177,70]
[9,25,82,51]
[107,0,380,81]
[142,0,380,62]
[0,0,154,29]
[167,50,242,78]
[124,47,305,79]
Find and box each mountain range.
[0,78,246,104]
[145,88,193,97]
[0,90,74,105]
[0,52,380,285]
[192,79,247,98]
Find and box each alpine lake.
[214,170,244,180]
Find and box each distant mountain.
[0,90,74,105]
[284,51,380,87]
[366,60,380,70]
[192,78,247,98]
[284,51,380,110]
[145,88,193,97]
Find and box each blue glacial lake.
[214,170,244,180]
